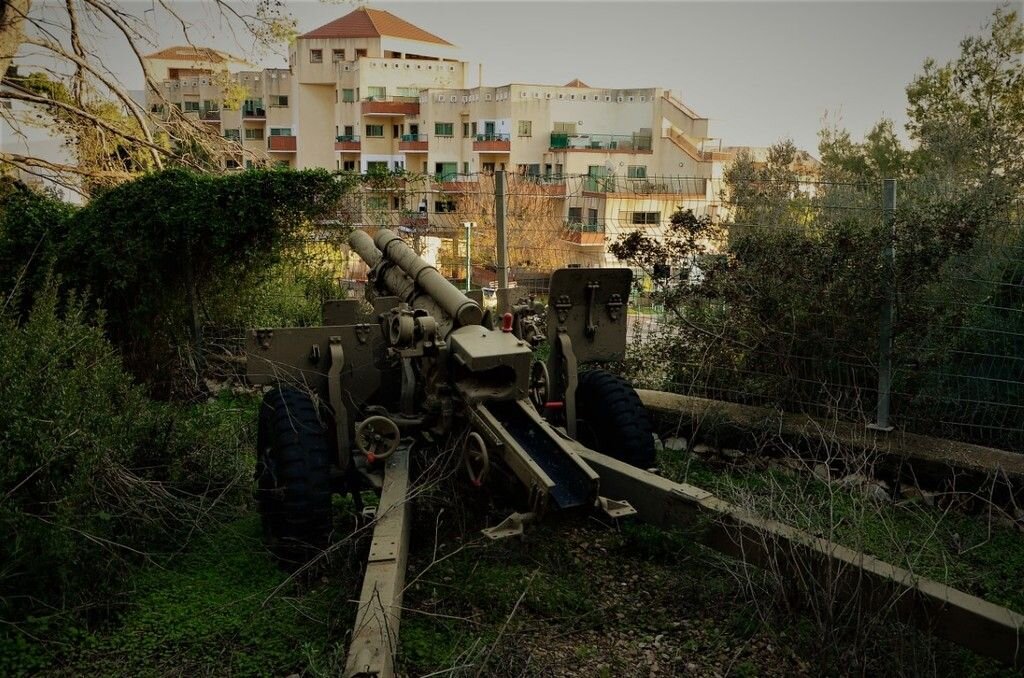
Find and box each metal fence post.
[870,179,897,432]
[495,170,509,291]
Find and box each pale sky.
[88,1,1013,153]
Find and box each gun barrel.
[374,229,483,328]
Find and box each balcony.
[550,132,652,153]
[267,135,296,152]
[398,134,428,152]
[583,176,708,198]
[242,107,266,120]
[362,96,420,117]
[201,109,220,123]
[563,222,605,246]
[473,133,511,153]
[334,134,361,152]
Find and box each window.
[245,160,254,170]
[482,162,495,174]
[517,164,529,175]
[365,124,384,138]
[342,89,355,103]
[627,165,647,179]
[434,122,454,137]
[310,49,322,63]
[555,164,563,176]
[269,95,288,107]
[568,207,582,224]
[245,127,264,140]
[471,122,477,136]
[397,87,419,98]
[462,122,470,137]
[270,128,292,136]
[367,196,388,210]
[183,100,200,112]
[392,124,402,138]
[367,86,386,100]
[544,163,553,177]
[517,120,532,137]
[553,121,577,134]
[434,162,457,180]
[332,48,345,62]
[344,125,354,137]
[631,211,660,225]
[588,209,599,225]
[226,159,240,169]
[202,99,217,111]
[392,196,403,210]
[343,160,356,172]
[224,128,240,141]
[366,161,388,173]
[356,48,367,58]
[462,162,469,174]
[435,200,456,213]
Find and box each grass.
[15,516,358,677]
[656,447,1024,614]
[10,421,1022,676]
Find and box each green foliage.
[0,168,355,392]
[906,8,1024,197]
[0,286,163,620]
[0,287,260,638]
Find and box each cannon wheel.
[256,386,333,564]
[575,370,656,469]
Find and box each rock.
[899,484,937,506]
[692,443,716,457]
[664,437,688,452]
[837,473,870,488]
[720,448,743,461]
[653,434,665,452]
[865,481,891,503]
[812,463,832,482]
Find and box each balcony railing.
[550,133,652,152]
[335,134,361,151]
[242,107,266,119]
[583,176,708,196]
[267,135,296,152]
[473,133,511,152]
[398,134,428,152]
[362,96,419,116]
[201,109,220,121]
[563,221,605,245]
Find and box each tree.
[818,118,911,185]
[905,7,1024,197]
[0,0,294,196]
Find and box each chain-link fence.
[288,170,1024,453]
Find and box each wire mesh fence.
[260,169,1023,453]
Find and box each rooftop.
[301,7,454,46]
[143,45,242,64]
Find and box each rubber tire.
[575,370,657,469]
[255,386,333,564]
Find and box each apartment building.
[143,7,731,266]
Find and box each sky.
[82,1,1014,153]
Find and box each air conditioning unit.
[450,95,457,102]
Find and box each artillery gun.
[247,228,1024,676]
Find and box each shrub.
[0,287,257,625]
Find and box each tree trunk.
[0,0,30,77]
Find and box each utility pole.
[463,221,473,291]
[495,170,509,290]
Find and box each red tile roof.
[302,8,453,46]
[143,46,241,64]
[564,78,590,88]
